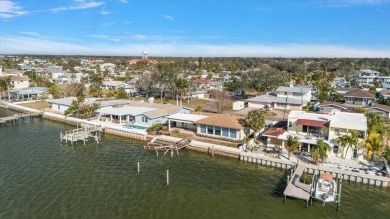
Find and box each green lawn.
[19,101,49,110]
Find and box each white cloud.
[312,0,390,7]
[163,15,173,21]
[102,22,115,27]
[1,34,389,57]
[100,7,111,15]
[50,1,104,12]
[124,21,131,24]
[87,34,110,39]
[0,0,28,18]
[20,31,38,36]
[119,0,128,3]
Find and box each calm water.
[0,108,389,218]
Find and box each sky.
[1,0,390,57]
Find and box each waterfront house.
[195,114,250,141]
[95,101,191,128]
[0,75,30,89]
[10,87,48,100]
[262,111,367,161]
[167,113,208,132]
[47,97,99,113]
[344,89,375,106]
[328,112,367,160]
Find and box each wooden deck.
[283,165,311,201]
[61,125,103,145]
[0,112,42,125]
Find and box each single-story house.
[195,114,251,141]
[317,102,349,113]
[368,103,390,119]
[10,87,48,100]
[344,89,376,106]
[47,97,99,113]
[167,113,208,132]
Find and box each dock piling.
[137,162,140,174]
[166,170,169,186]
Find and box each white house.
[101,63,116,73]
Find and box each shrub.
[195,106,203,112]
[146,123,163,132]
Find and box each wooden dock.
[283,165,312,207]
[0,112,42,125]
[144,137,189,157]
[61,124,103,145]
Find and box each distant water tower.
[143,50,148,59]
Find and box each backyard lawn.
[19,101,49,110]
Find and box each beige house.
[195,114,250,141]
[262,111,368,161]
[344,89,375,106]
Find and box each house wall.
[368,109,390,119]
[196,124,245,140]
[12,80,29,89]
[51,103,69,112]
[248,102,267,109]
[328,127,366,161]
[172,121,197,131]
[276,91,311,102]
[287,118,329,138]
[274,103,302,110]
[345,97,374,106]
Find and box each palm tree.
[337,135,349,158]
[174,78,188,106]
[2,76,12,102]
[312,139,331,164]
[285,135,300,160]
[337,131,358,159]
[360,131,385,161]
[48,84,60,99]
[245,110,265,137]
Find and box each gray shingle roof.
[247,94,308,105]
[276,86,311,93]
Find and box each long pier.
[283,165,311,207]
[0,112,42,125]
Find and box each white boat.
[311,173,338,203]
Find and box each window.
[200,125,206,133]
[288,121,292,127]
[353,148,358,159]
[142,117,149,123]
[230,129,237,138]
[276,102,286,107]
[333,145,339,154]
[222,128,229,137]
[348,97,354,102]
[293,92,302,97]
[207,126,214,135]
[358,131,365,138]
[215,127,221,136]
[303,125,308,133]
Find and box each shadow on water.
[272,169,290,197]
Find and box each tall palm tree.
[360,131,385,161]
[48,84,60,99]
[0,78,5,100]
[337,131,358,159]
[285,135,300,160]
[245,110,265,137]
[2,76,12,102]
[337,135,349,159]
[174,78,188,106]
[312,139,331,164]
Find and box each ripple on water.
[0,108,390,218]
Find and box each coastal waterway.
[0,108,389,218]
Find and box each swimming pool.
[123,124,148,130]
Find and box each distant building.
[344,89,375,106]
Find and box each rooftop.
[96,106,156,116]
[196,114,245,130]
[344,89,375,98]
[276,86,312,93]
[167,113,208,122]
[289,111,331,122]
[247,94,309,105]
[330,112,367,130]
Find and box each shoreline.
[1,101,390,187]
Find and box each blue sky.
[1,0,390,57]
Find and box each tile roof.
[344,89,375,98]
[262,127,285,137]
[196,114,245,130]
[297,119,329,127]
